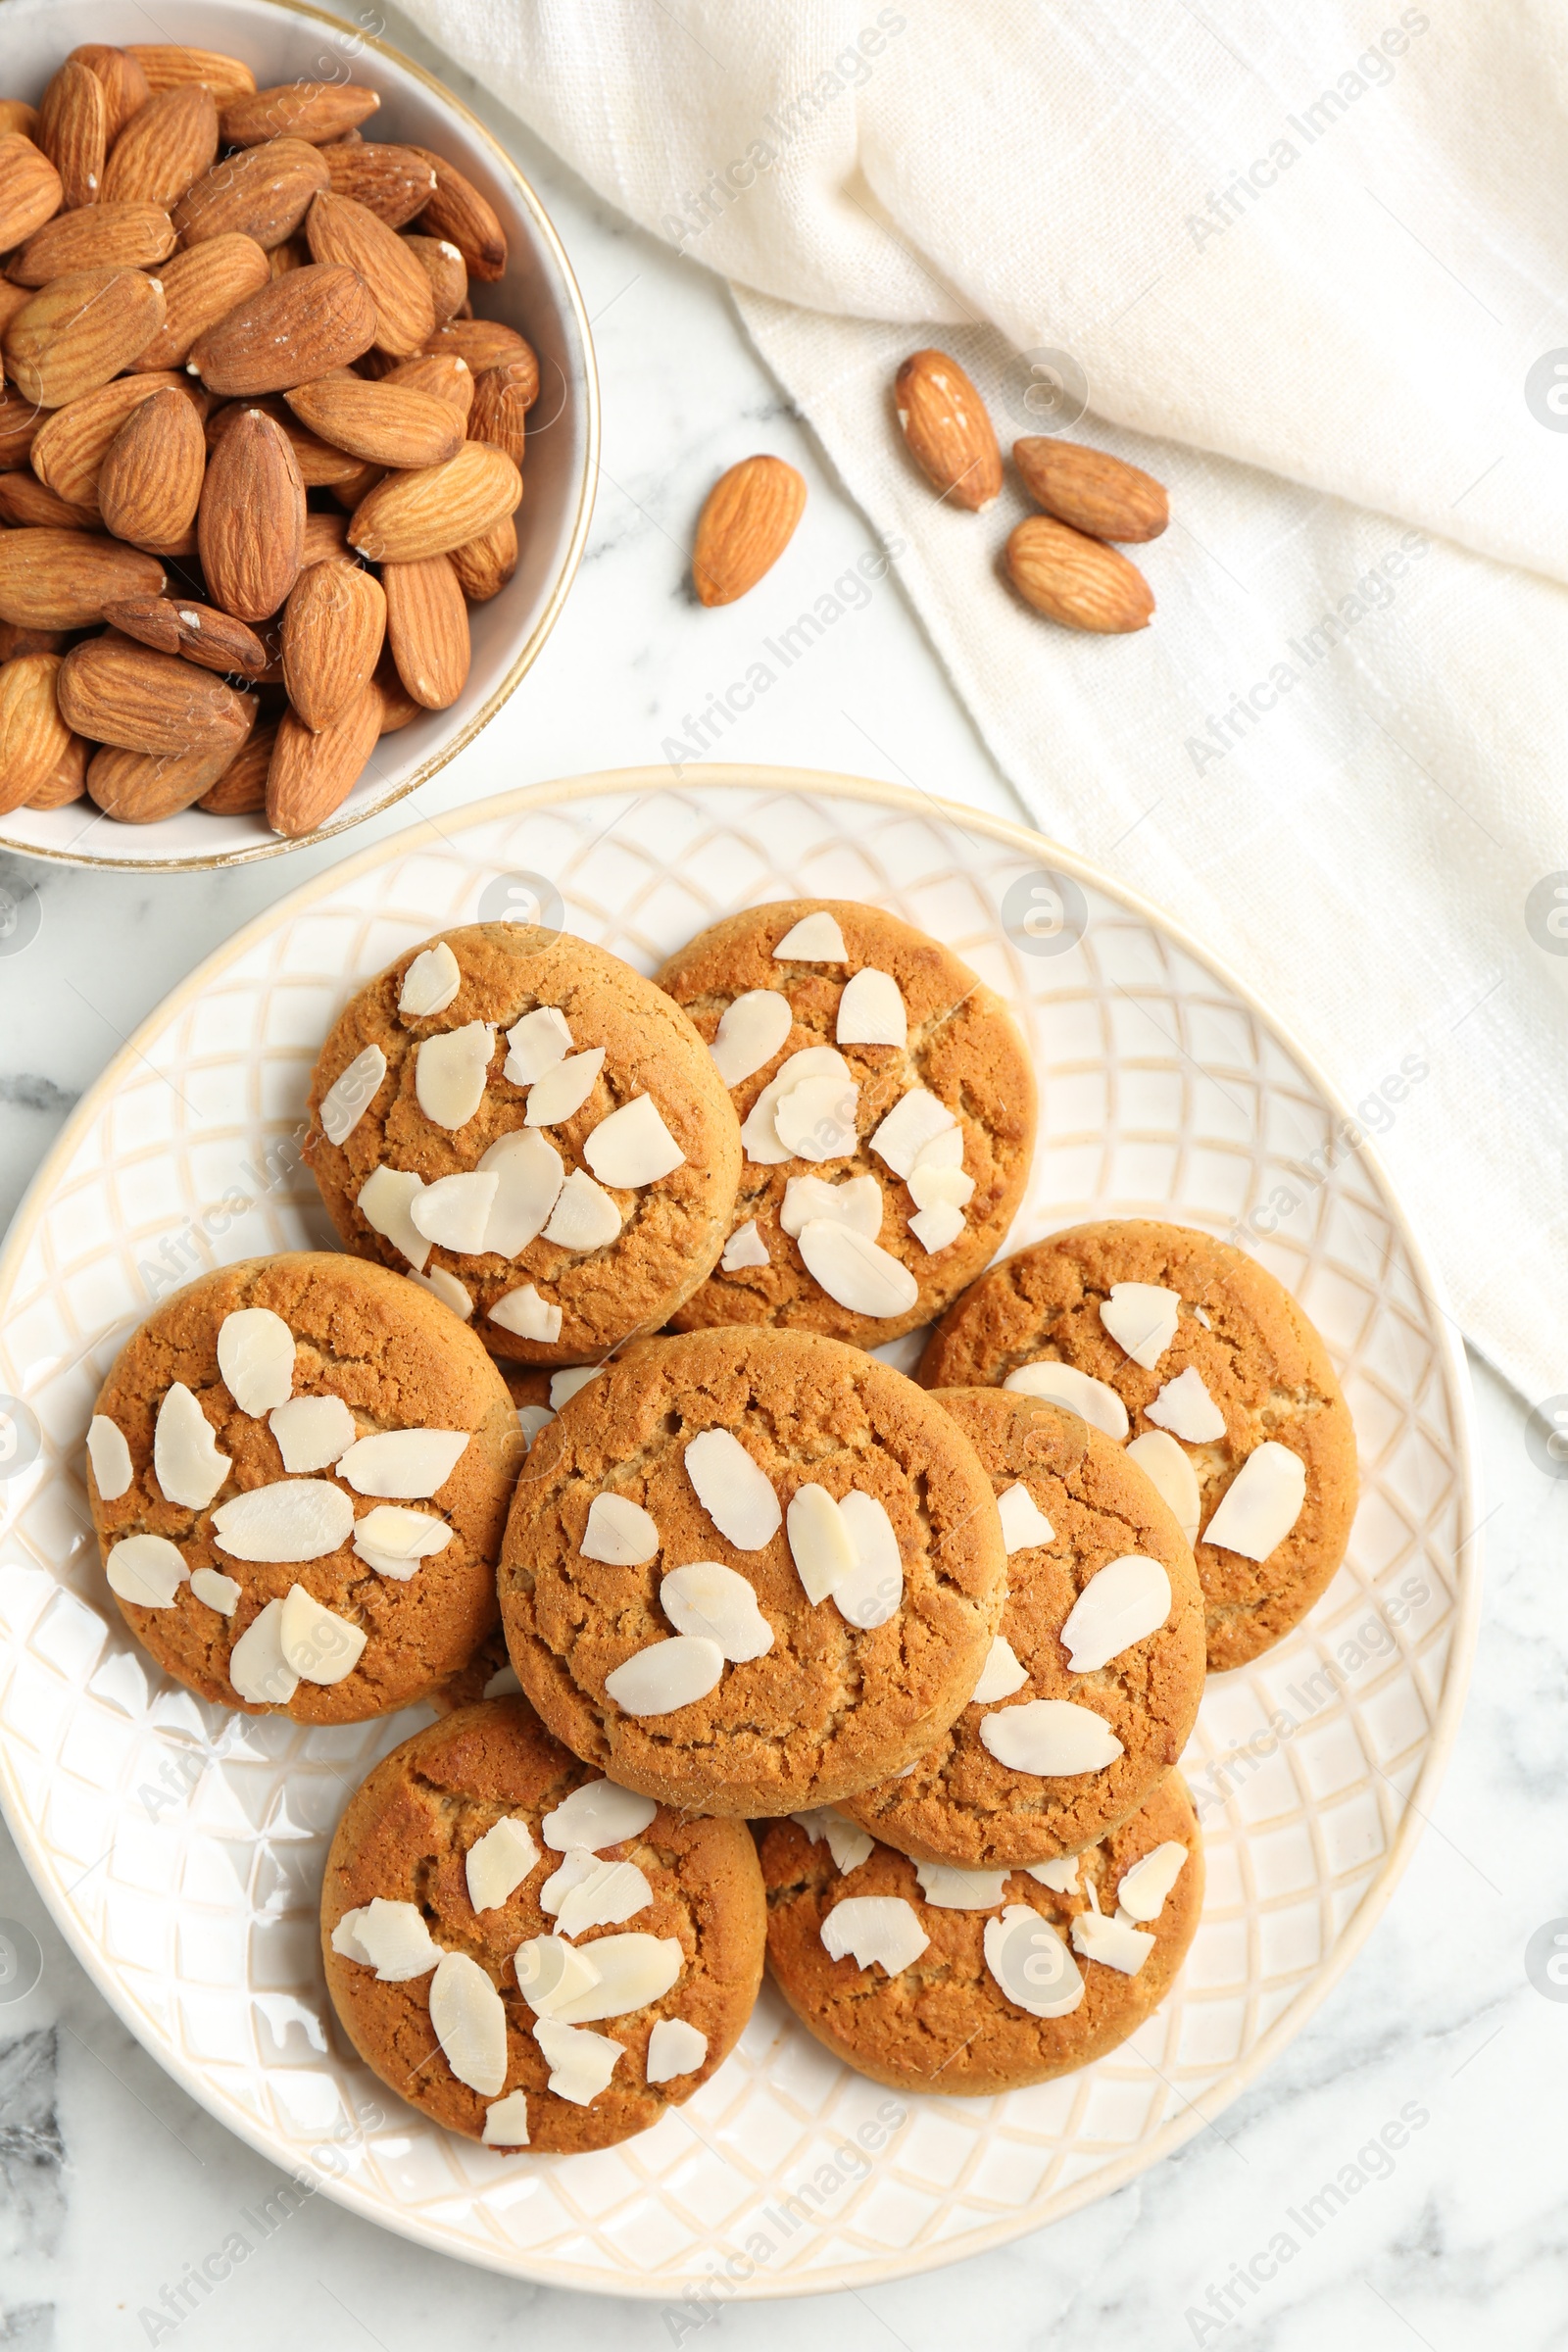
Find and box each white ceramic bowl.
[0,0,599,871]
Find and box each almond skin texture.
[422,316,533,384]
[382,350,472,413]
[0,385,45,469]
[26,729,89,808]
[322,142,437,227]
[400,233,466,325]
[29,370,198,509]
[221,84,381,150]
[372,656,420,735]
[284,374,465,468]
[198,406,307,622]
[0,106,39,144]
[126,233,272,372]
[301,509,350,566]
[0,280,29,343]
[100,85,219,209]
[4,267,166,407]
[172,138,331,251]
[267,679,381,835]
[280,559,386,730]
[1012,438,1169,543]
[66,46,150,145]
[97,387,207,552]
[1004,515,1155,633]
[896,348,1003,512]
[124,47,256,106]
[0,622,70,662]
[382,554,469,709]
[197,715,277,812]
[693,455,807,606]
[407,147,506,281]
[7,202,176,287]
[448,513,516,603]
[0,475,94,530]
[102,594,268,677]
[0,529,165,629]
[58,636,254,757]
[0,136,64,252]
[466,357,534,466]
[349,438,519,562]
[0,653,72,815]
[36,61,108,213]
[189,262,377,397]
[206,392,365,487]
[88,736,241,821]
[305,191,434,358]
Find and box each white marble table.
[0,12,1548,2347]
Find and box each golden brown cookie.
[761,1774,1202,2094]
[500,1327,1008,1816]
[305,923,742,1367]
[321,1697,765,2151]
[655,900,1036,1349]
[842,1390,1204,1866]
[86,1252,522,1723]
[919,1221,1358,1673]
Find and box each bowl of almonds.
[0,0,598,868]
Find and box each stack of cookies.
[83,901,1356,2156]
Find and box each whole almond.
[0,529,165,628]
[198,405,306,621]
[0,105,39,143]
[0,385,42,470]
[422,317,532,382]
[322,142,436,227]
[267,678,381,835]
[349,437,519,562]
[407,147,506,281]
[692,455,807,607]
[0,278,29,342]
[58,636,253,755]
[302,509,350,566]
[88,736,242,822]
[189,263,377,397]
[172,138,331,251]
[306,190,433,357]
[281,558,386,729]
[329,459,383,512]
[382,350,472,413]
[372,654,420,735]
[101,86,219,209]
[67,46,151,144]
[0,135,64,252]
[0,474,93,529]
[895,349,1002,512]
[30,370,198,508]
[221,83,381,150]
[449,513,516,603]
[98,385,206,551]
[206,392,366,487]
[1004,514,1154,633]
[4,267,166,406]
[1012,438,1168,543]
[401,233,466,326]
[197,716,278,813]
[8,202,176,288]
[36,60,108,212]
[26,729,89,809]
[284,374,465,468]
[125,233,271,372]
[467,357,534,467]
[102,593,268,676]
[0,652,72,815]
[382,555,469,710]
[124,47,256,106]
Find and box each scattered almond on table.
[691,454,807,607]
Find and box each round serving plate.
[0,0,599,871]
[0,769,1478,2297]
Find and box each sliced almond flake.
[409,1170,499,1251]
[549,1932,684,2024]
[774,1071,859,1162]
[542,1168,621,1251]
[481,2090,530,2145]
[583,1094,685,1188]
[835,1490,903,1628]
[1059,1553,1171,1672]
[790,1806,873,1875]
[720,1219,768,1272]
[836,966,906,1047]
[466,1815,540,1912]
[550,1366,600,1408]
[780,1172,882,1239]
[1071,1907,1156,1977]
[820,1896,927,1975]
[970,1633,1029,1703]
[211,1479,355,1562]
[661,1561,773,1660]
[1100,1281,1181,1371]
[269,1393,356,1474]
[785,1482,856,1604]
[483,1662,522,1697]
[740,1046,852,1165]
[1004,1359,1129,1440]
[773,909,847,960]
[514,1934,602,2016]
[1124,1429,1201,1546]
[319,1043,387,1145]
[797,1220,919,1318]
[1203,1440,1305,1560]
[541,1779,657,1853]
[1024,1856,1080,1893]
[351,1504,452,1579]
[1145,1364,1226,1445]
[869,1087,956,1180]
[710,990,792,1086]
[684,1427,782,1549]
[330,1907,371,1963]
[978,1698,1124,1776]
[525,1047,605,1127]
[996,1481,1054,1554]
[352,1896,443,1980]
[531,2015,624,2105]
[358,1165,430,1271]
[279,1584,367,1685]
[503,1004,573,1086]
[1193,1305,1212,1328]
[228,1596,299,1705]
[984,1904,1085,2016]
[336,1427,469,1498]
[581,1492,661,1566]
[539,1847,615,1912]
[604,1634,724,1716]
[908,1199,965,1254]
[429,1949,508,2094]
[911,1127,964,1172]
[551,1856,654,1939]
[190,1565,241,1616]
[416,1021,495,1129]
[86,1414,132,1501]
[646,2017,708,2083]
[515,1404,554,1447]
[477,1127,565,1255]
[106,1533,188,1609]
[906,1161,974,1213]
[410,1266,472,1320]
[915,1861,1009,1909]
[154,1382,230,1510]
[1116,1839,1189,1924]
[217,1307,295,1416]
[490,1285,562,1342]
[398,940,462,1018]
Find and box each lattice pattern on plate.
[0,771,1477,2299]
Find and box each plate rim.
[0,765,1482,2298]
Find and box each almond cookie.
[842,1389,1204,1867]
[321,1696,765,2151]
[655,900,1036,1348]
[499,1326,1008,1816]
[919,1221,1358,1673]
[760,1773,1201,2094]
[305,923,743,1367]
[85,1252,522,1722]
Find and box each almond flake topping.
[906,1160,974,1213]
[1124,1429,1201,1545]
[503,1004,572,1086]
[351,1503,452,1580]
[542,1168,621,1250]
[684,1428,781,1548]
[411,1267,472,1319]
[106,1534,188,1609]
[773,910,847,960]
[409,1170,499,1251]
[581,1492,661,1565]
[1071,1908,1156,1977]
[605,1635,724,1716]
[780,1172,882,1238]
[228,1597,299,1705]
[978,1698,1124,1776]
[1004,1359,1129,1440]
[984,1905,1085,2017]
[190,1566,241,1615]
[211,1479,354,1562]
[269,1394,356,1473]
[1025,1856,1080,1893]
[429,1949,508,2094]
[466,1816,540,1912]
[820,1896,928,1975]
[87,1415,132,1501]
[336,1428,469,1498]
[154,1383,230,1510]
[646,2018,708,2082]
[661,1562,773,1659]
[531,2016,624,2106]
[996,1482,1054,1554]
[358,1165,430,1271]
[971,1634,1029,1703]
[1145,1364,1226,1445]
[490,1285,562,1342]
[797,1221,918,1318]
[477,1127,565,1254]
[550,1367,600,1407]
[544,1932,683,2024]
[908,1200,965,1254]
[836,966,906,1046]
[544,1854,654,1938]
[740,1046,851,1165]
[515,1934,601,2016]
[524,1047,604,1127]
[319,1043,387,1145]
[482,2091,530,2145]
[1116,1840,1189,1923]
[869,1087,956,1180]
[835,1491,903,1627]
[515,1409,554,1449]
[1100,1281,1181,1370]
[1058,1553,1171,1672]
[279,1584,367,1685]
[710,989,792,1086]
[398,940,462,1018]
[583,1094,685,1188]
[217,1308,295,1416]
[786,1482,857,1603]
[790,1806,873,1874]
[339,1897,443,1979]
[720,1219,768,1271]
[916,1862,1009,1909]
[541,1780,657,1853]
[774,1070,859,1161]
[415,1021,495,1129]
[1203,1441,1305,1559]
